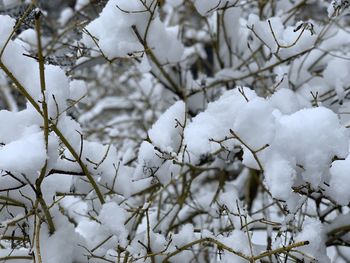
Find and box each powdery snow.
[148,100,185,152]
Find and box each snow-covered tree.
[0,0,350,262]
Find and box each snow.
[247,15,317,58]
[42,174,71,201]
[74,0,89,10]
[0,109,41,143]
[57,115,83,150]
[0,1,350,262]
[156,160,180,185]
[0,16,71,120]
[78,96,132,123]
[169,224,196,261]
[167,0,183,7]
[17,29,37,50]
[233,97,275,150]
[218,189,253,229]
[148,100,185,152]
[39,216,79,263]
[45,65,70,117]
[193,0,240,16]
[219,230,254,262]
[82,0,184,63]
[59,8,74,26]
[329,155,350,205]
[264,154,297,200]
[269,107,348,188]
[0,249,30,263]
[328,0,350,17]
[76,220,107,249]
[0,16,15,50]
[184,87,257,158]
[295,219,330,263]
[138,54,152,72]
[247,15,284,54]
[183,86,348,204]
[69,79,87,102]
[0,129,46,175]
[133,141,162,179]
[268,88,310,115]
[98,202,128,246]
[324,58,350,102]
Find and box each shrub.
[0,0,350,262]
